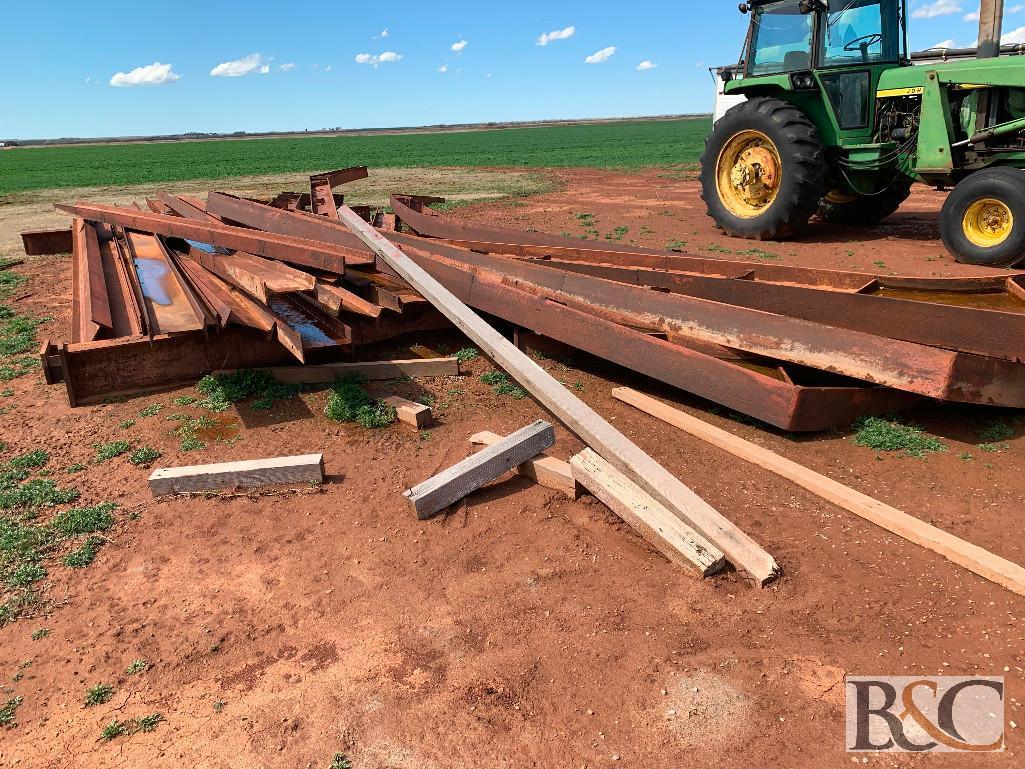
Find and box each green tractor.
[701,0,1025,266]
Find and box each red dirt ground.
[1,169,1023,768]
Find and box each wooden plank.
[314,282,382,318]
[213,357,459,384]
[570,448,726,577]
[149,453,324,496]
[382,395,432,429]
[335,204,779,585]
[405,421,556,519]
[470,430,580,499]
[612,386,1025,598]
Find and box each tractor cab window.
[820,0,902,66]
[747,0,814,75]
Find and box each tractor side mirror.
[738,3,749,14]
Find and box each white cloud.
[325,64,333,72]
[451,39,468,52]
[280,62,296,71]
[84,76,91,84]
[932,38,958,48]
[210,53,269,78]
[1003,25,1025,43]
[355,51,404,68]
[537,25,575,46]
[963,10,979,20]
[381,27,390,37]
[912,0,961,19]
[438,64,449,73]
[585,46,617,64]
[636,60,657,71]
[1013,4,1025,12]
[110,61,181,87]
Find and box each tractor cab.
[729,0,908,141]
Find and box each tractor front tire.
[818,179,913,226]
[940,167,1025,267]
[700,97,826,240]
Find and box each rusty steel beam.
[53,202,376,271]
[21,228,73,256]
[492,256,1025,363]
[386,234,1025,407]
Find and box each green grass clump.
[979,419,1014,443]
[196,370,299,411]
[480,371,527,399]
[136,712,164,732]
[84,683,114,707]
[63,536,102,568]
[118,419,135,430]
[51,502,116,536]
[101,718,129,740]
[455,347,479,363]
[0,696,22,727]
[129,447,162,467]
[30,627,49,640]
[324,377,396,428]
[852,417,947,458]
[8,451,48,471]
[94,441,132,463]
[64,463,86,474]
[330,754,352,769]
[7,561,46,587]
[125,659,149,675]
[138,403,162,418]
[171,395,196,406]
[0,479,79,512]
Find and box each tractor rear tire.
[940,167,1025,267]
[818,179,913,225]
[700,97,827,240]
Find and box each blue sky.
[0,1,1021,140]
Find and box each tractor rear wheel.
[700,97,826,240]
[940,167,1025,267]
[818,179,913,226]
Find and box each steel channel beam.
[498,257,1025,363]
[386,234,1025,407]
[53,203,375,271]
[21,228,73,256]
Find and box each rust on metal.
[21,228,73,256]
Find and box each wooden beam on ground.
[149,453,324,496]
[382,395,432,429]
[335,204,779,585]
[470,430,580,499]
[405,421,556,519]
[612,386,1025,597]
[53,202,376,271]
[570,448,726,576]
[213,357,459,384]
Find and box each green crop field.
[0,118,711,196]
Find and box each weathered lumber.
[612,386,1025,597]
[53,202,375,271]
[382,395,433,428]
[149,453,325,496]
[21,228,73,256]
[335,204,779,585]
[213,357,459,384]
[470,430,580,499]
[405,420,556,519]
[570,448,726,576]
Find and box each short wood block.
[382,395,433,428]
[149,453,324,495]
[469,430,580,499]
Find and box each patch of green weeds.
[129,447,161,467]
[171,395,196,406]
[178,434,204,452]
[7,561,46,588]
[852,417,947,458]
[8,451,49,471]
[330,754,352,769]
[979,419,1014,443]
[480,371,527,399]
[196,370,300,412]
[0,388,12,398]
[51,502,116,536]
[0,479,79,512]
[666,239,687,250]
[63,537,102,568]
[136,713,163,732]
[94,441,131,463]
[213,699,227,713]
[605,226,629,241]
[84,683,114,707]
[30,627,49,640]
[65,463,86,474]
[0,696,22,727]
[455,347,479,363]
[138,403,162,418]
[101,719,129,740]
[958,451,974,461]
[118,419,135,430]
[324,377,396,428]
[735,247,779,260]
[125,659,149,675]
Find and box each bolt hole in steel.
[716,130,782,218]
[963,197,1013,248]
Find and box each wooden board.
[213,357,459,384]
[612,386,1025,598]
[405,420,556,519]
[382,395,433,429]
[570,448,726,577]
[470,430,580,499]
[335,205,779,585]
[149,454,324,495]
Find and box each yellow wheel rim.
[963,198,1013,248]
[715,130,782,218]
